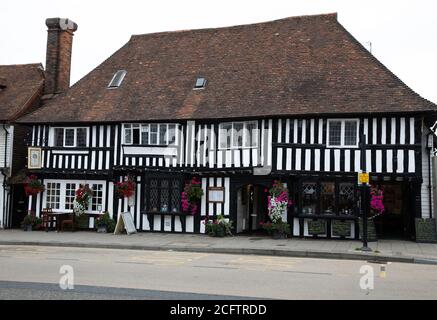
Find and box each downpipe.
[1,124,10,229]
[427,132,433,219]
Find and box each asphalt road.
[0,245,436,299]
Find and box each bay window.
[219,121,258,149]
[327,119,359,148]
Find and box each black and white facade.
[19,13,437,241]
[25,114,436,240]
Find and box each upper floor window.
[327,119,359,148]
[53,128,88,147]
[123,123,177,146]
[218,121,258,149]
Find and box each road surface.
[0,245,436,299]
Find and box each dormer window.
[194,77,206,89]
[108,70,127,88]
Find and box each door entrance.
[373,183,414,240]
[236,184,268,234]
[11,184,27,228]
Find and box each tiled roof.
[0,64,44,121]
[18,13,436,123]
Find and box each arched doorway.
[235,184,269,234]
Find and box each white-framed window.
[43,180,106,213]
[46,182,61,210]
[123,123,178,146]
[218,121,258,149]
[52,127,89,148]
[327,119,359,148]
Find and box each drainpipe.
[1,125,9,228]
[426,132,433,219]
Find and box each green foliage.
[21,214,42,229]
[95,212,116,233]
[204,215,233,237]
[260,220,291,235]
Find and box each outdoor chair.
[61,213,75,232]
[41,208,55,232]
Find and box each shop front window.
[299,180,356,216]
[339,183,354,215]
[302,182,317,214]
[320,182,335,214]
[145,177,182,213]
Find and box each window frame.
[144,176,183,213]
[326,119,360,148]
[122,123,179,146]
[51,127,89,148]
[218,121,259,150]
[298,179,357,216]
[107,70,127,88]
[43,180,106,214]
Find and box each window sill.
[325,145,359,149]
[293,213,357,220]
[142,211,192,216]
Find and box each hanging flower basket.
[24,175,45,196]
[181,177,203,215]
[73,184,93,215]
[369,185,385,220]
[115,178,135,198]
[260,181,294,239]
[267,180,293,223]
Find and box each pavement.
[1,229,437,265]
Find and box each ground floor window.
[298,179,356,216]
[43,180,106,213]
[144,177,182,213]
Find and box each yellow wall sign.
[358,172,370,184]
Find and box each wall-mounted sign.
[358,172,369,185]
[28,147,42,169]
[208,187,225,204]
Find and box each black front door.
[374,183,413,239]
[11,184,27,228]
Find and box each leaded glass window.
[320,182,335,214]
[339,183,354,214]
[145,178,182,213]
[302,182,317,214]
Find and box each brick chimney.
[44,18,78,96]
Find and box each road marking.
[115,261,153,265]
[282,270,332,276]
[192,265,238,270]
[45,258,80,261]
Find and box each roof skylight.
[194,77,206,89]
[108,70,127,88]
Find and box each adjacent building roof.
[18,13,436,124]
[0,64,44,122]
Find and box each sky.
[1,0,436,103]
